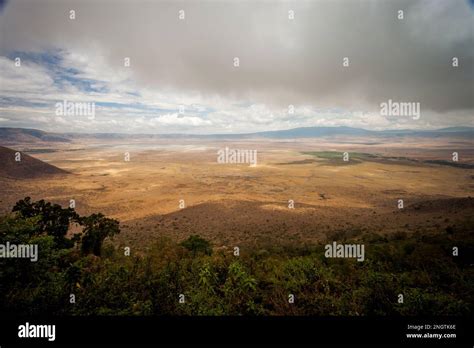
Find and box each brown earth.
[0,136,472,250]
[0,146,69,179]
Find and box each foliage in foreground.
[0,198,472,316]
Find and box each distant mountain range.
[0,128,71,143]
[0,126,473,144]
[252,126,474,139]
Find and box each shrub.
[180,235,212,256]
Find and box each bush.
[0,198,473,316]
[180,235,212,256]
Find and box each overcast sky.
[0,0,473,134]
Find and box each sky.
[0,0,473,134]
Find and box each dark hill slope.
[0,146,69,179]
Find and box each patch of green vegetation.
[276,159,317,165]
[424,160,474,169]
[300,151,379,166]
[0,198,472,316]
[303,152,474,169]
[180,235,212,256]
[23,149,58,154]
[302,151,378,160]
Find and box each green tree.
[12,197,79,248]
[79,213,120,256]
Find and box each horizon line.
[1,125,474,137]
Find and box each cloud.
[0,0,473,133]
[150,113,212,127]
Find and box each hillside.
[1,126,474,143]
[0,146,69,179]
[0,128,71,144]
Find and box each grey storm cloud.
[1,0,473,115]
